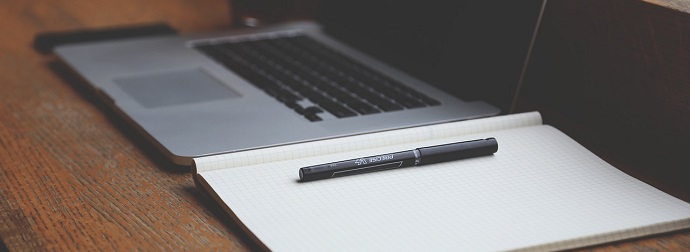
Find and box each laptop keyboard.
[196,34,440,122]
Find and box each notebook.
[53,0,547,165]
[193,111,690,251]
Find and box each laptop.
[54,0,546,165]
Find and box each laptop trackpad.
[114,69,240,108]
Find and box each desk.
[0,0,688,250]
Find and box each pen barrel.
[418,138,498,165]
[299,151,418,181]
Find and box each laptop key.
[370,99,404,112]
[318,101,357,118]
[395,96,426,108]
[293,102,325,122]
[276,89,301,103]
[347,101,380,115]
[304,113,322,122]
[303,106,324,115]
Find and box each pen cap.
[418,138,498,165]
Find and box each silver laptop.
[55,0,546,165]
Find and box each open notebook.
[193,112,690,251]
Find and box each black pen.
[299,137,498,181]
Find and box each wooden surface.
[0,0,688,251]
[0,0,251,251]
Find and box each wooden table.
[1,0,688,250]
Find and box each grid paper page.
[194,112,542,172]
[198,125,690,251]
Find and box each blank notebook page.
[197,115,690,251]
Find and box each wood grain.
[0,0,688,251]
[0,0,252,250]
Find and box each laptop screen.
[316,0,545,113]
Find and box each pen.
[299,137,498,181]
